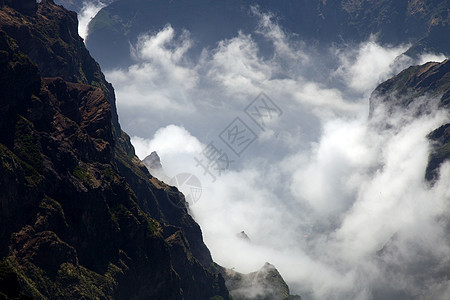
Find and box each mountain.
[370,59,450,181]
[216,263,301,300]
[355,58,450,300]
[85,0,450,69]
[143,151,163,170]
[0,0,230,299]
[1,0,448,299]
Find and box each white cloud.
[131,125,204,179]
[418,52,447,65]
[107,25,198,113]
[332,38,448,95]
[135,107,450,299]
[132,125,203,159]
[102,7,450,299]
[205,32,272,97]
[78,1,106,41]
[332,38,411,94]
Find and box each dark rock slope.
[370,59,450,181]
[0,0,229,299]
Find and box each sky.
[80,3,449,299]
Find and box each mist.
[78,1,106,41]
[82,6,449,299]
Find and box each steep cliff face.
[0,0,120,134]
[0,1,229,299]
[370,59,450,181]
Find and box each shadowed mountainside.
[370,58,450,181]
[1,0,448,299]
[0,0,230,299]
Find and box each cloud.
[417,52,447,65]
[331,37,447,96]
[100,6,450,299]
[332,38,410,94]
[133,106,450,299]
[132,125,203,178]
[78,1,106,40]
[107,25,198,113]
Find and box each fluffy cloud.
[332,38,446,95]
[107,26,198,113]
[78,1,106,40]
[95,7,450,299]
[332,38,411,94]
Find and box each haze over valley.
[78,1,450,299]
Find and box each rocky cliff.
[0,1,229,299]
[370,58,450,181]
[216,263,301,300]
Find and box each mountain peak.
[143,150,163,170]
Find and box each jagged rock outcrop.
[142,151,170,183]
[143,151,163,171]
[142,150,166,178]
[0,1,230,299]
[216,263,301,300]
[370,59,450,181]
[237,231,251,241]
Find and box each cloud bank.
[96,7,449,299]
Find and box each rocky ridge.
[216,263,301,300]
[370,58,450,181]
[0,0,230,299]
